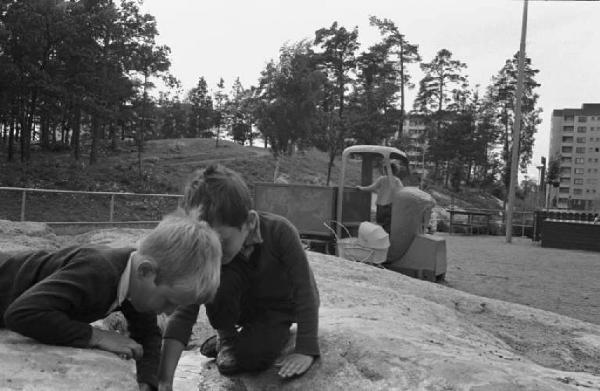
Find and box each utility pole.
[506,0,529,243]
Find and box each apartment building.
[396,115,427,175]
[548,103,600,210]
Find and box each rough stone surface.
[0,220,64,253]
[0,330,137,391]
[2,223,600,390]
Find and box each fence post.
[20,190,26,221]
[109,194,115,222]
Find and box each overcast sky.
[141,0,600,180]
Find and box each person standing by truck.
[357,162,404,233]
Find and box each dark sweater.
[0,246,161,387]
[164,212,320,356]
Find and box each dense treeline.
[0,2,541,194]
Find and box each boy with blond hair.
[0,210,221,390]
[158,165,320,389]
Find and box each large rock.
[2,223,600,390]
[0,330,137,390]
[0,220,64,253]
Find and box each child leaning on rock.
[0,210,221,391]
[158,164,320,389]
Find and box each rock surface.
[2,223,600,390]
[0,330,137,390]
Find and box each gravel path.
[442,233,600,325]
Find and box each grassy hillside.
[0,138,503,223]
[0,138,362,222]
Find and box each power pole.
[506,0,529,243]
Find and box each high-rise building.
[548,103,600,210]
[396,115,427,175]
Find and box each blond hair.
[138,209,221,304]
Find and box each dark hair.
[182,164,251,228]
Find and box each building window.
[562,136,573,143]
[560,177,571,183]
[575,168,584,174]
[577,126,587,133]
[578,116,588,123]
[575,158,584,164]
[574,178,584,185]
[575,147,585,153]
[561,157,572,163]
[573,188,583,195]
[562,146,573,153]
[563,126,574,132]
[559,187,570,194]
[577,137,586,143]
[564,115,574,121]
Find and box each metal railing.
[0,186,182,224]
[0,186,537,237]
[431,208,534,237]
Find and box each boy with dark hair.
[158,164,320,388]
[0,211,221,390]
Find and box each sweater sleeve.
[162,304,200,346]
[3,257,113,347]
[121,301,162,388]
[276,219,320,356]
[360,176,382,193]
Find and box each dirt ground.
[442,233,600,326]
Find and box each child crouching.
[158,165,320,388]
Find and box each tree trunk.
[71,106,81,160]
[60,121,66,145]
[466,161,473,185]
[444,161,450,187]
[399,45,405,138]
[326,151,335,186]
[19,102,27,162]
[215,125,220,148]
[109,121,118,151]
[138,74,149,177]
[40,113,50,150]
[8,118,15,162]
[21,90,37,162]
[51,120,57,145]
[89,115,99,165]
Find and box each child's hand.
[89,327,143,360]
[276,353,314,378]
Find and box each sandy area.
[442,233,600,326]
